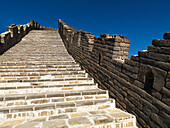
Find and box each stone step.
[0,70,85,77]
[0,108,137,128]
[0,64,79,69]
[0,30,137,127]
[0,83,97,95]
[0,61,77,65]
[0,99,115,121]
[0,77,93,84]
[0,75,89,83]
[0,89,108,107]
[0,67,82,72]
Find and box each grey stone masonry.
[59,19,170,128]
[0,20,57,55]
[0,30,137,128]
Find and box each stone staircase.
[0,30,137,128]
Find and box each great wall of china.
[0,20,169,128]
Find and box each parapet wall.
[0,20,57,54]
[58,19,170,128]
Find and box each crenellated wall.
[58,19,170,128]
[0,20,57,54]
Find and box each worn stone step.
[0,30,137,127]
[0,77,92,83]
[0,61,77,65]
[0,78,94,87]
[0,74,88,82]
[0,67,82,73]
[0,99,115,121]
[0,62,78,67]
[0,89,108,107]
[0,83,97,95]
[0,64,79,69]
[0,71,85,77]
[0,108,137,128]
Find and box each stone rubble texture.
[0,30,137,128]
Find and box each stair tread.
[0,30,137,128]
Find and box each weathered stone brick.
[152,39,170,47]
[43,120,68,128]
[153,99,170,115]
[151,113,165,128]
[148,46,159,53]
[152,67,167,91]
[137,64,152,83]
[148,52,170,62]
[159,111,170,126]
[154,61,170,71]
[151,90,162,100]
[139,57,156,66]
[133,80,144,88]
[162,87,170,97]
[162,97,170,106]
[142,99,159,114]
[125,59,139,66]
[138,51,148,58]
[163,32,170,39]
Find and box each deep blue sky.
[0,0,170,56]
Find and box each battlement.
[58,19,170,128]
[0,20,57,54]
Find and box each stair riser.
[0,75,87,81]
[0,67,81,72]
[0,94,108,107]
[0,85,98,95]
[0,65,79,69]
[0,103,115,121]
[0,71,85,77]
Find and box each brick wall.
[58,19,170,128]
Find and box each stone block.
[151,89,162,100]
[154,61,170,71]
[148,120,160,128]
[163,32,170,39]
[0,32,11,44]
[159,111,170,126]
[162,97,170,106]
[142,99,159,114]
[122,63,139,74]
[43,120,68,128]
[152,39,170,47]
[151,113,165,128]
[152,67,167,91]
[148,52,170,62]
[143,108,152,116]
[133,80,144,88]
[137,64,152,83]
[159,47,170,55]
[137,117,147,127]
[162,87,170,97]
[15,122,40,128]
[138,51,148,58]
[135,109,149,123]
[148,46,159,53]
[68,117,92,126]
[122,69,138,79]
[165,81,170,89]
[8,25,18,38]
[93,115,114,125]
[153,99,170,114]
[125,59,140,67]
